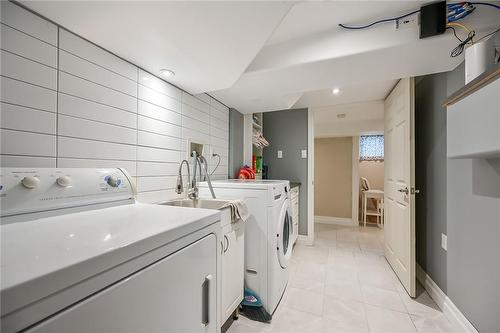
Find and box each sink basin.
[158,199,237,227]
[158,198,230,210]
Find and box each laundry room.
[1,1,499,333]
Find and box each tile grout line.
[136,66,139,190]
[55,26,59,167]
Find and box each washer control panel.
[0,168,135,218]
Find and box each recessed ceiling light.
[160,69,175,78]
[337,113,346,119]
[332,88,340,95]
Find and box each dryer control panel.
[0,168,136,219]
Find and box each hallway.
[229,224,459,333]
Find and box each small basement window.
[359,135,384,161]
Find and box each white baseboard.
[315,215,357,226]
[416,264,478,333]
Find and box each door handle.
[201,274,212,326]
[223,235,229,253]
[398,187,420,195]
[398,187,409,195]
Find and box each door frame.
[351,136,360,225]
[306,110,315,245]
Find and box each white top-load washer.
[199,179,293,314]
[0,168,221,333]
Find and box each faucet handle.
[188,187,199,199]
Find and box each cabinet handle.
[223,235,229,253]
[201,274,212,326]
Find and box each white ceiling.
[21,1,293,94]
[211,1,500,113]
[313,101,385,138]
[22,1,500,113]
[265,1,428,46]
[294,79,397,109]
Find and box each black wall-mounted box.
[420,1,447,39]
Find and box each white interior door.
[384,78,416,297]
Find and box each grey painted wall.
[229,108,244,178]
[415,62,500,331]
[415,73,448,292]
[446,64,500,332]
[263,109,309,235]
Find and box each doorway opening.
[305,79,421,298]
[359,134,385,228]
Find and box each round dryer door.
[276,198,293,269]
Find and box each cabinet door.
[293,200,299,221]
[221,222,244,322]
[28,234,217,333]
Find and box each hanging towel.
[222,199,249,223]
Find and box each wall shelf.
[444,63,500,107]
[447,75,499,159]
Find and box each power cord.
[338,9,421,30]
[209,153,221,176]
[446,22,475,57]
[449,29,476,57]
[468,2,500,10]
[475,26,500,43]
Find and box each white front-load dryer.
[199,179,293,314]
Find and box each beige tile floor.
[228,223,461,333]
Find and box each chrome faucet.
[176,152,216,199]
[176,159,191,196]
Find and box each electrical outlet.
[395,14,419,30]
[301,149,307,158]
[277,150,283,159]
[441,233,447,251]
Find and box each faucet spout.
[176,159,191,195]
[181,152,216,200]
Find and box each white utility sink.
[159,198,230,210]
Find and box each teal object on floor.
[242,288,262,307]
[240,288,272,322]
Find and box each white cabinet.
[27,234,218,333]
[290,186,299,244]
[447,77,500,159]
[220,216,245,324]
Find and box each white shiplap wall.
[0,1,229,203]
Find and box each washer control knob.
[21,176,40,189]
[56,176,72,187]
[105,175,120,188]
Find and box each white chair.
[360,177,384,227]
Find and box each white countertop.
[1,203,220,315]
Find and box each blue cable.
[448,7,476,22]
[448,6,467,15]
